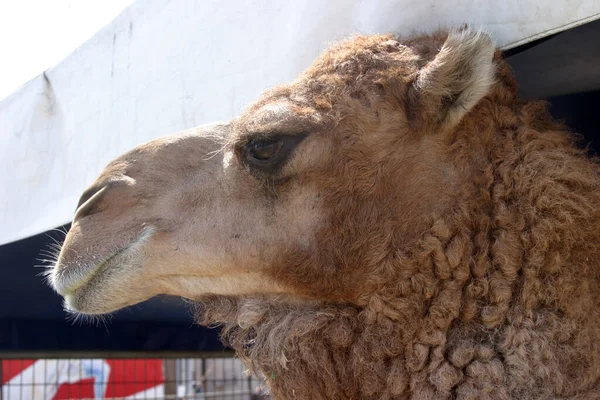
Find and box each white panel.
[1,0,599,244]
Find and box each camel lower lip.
[52,227,155,297]
[53,248,126,296]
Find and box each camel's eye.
[243,134,306,174]
[248,140,283,162]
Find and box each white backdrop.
[1,0,599,244]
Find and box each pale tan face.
[52,104,332,314]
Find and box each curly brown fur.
[196,31,600,399]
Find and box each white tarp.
[1,0,599,244]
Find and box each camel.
[49,28,600,399]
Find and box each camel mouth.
[52,246,129,298]
[52,227,155,299]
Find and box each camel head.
[51,29,496,315]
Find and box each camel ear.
[412,29,496,131]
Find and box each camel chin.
[53,227,156,315]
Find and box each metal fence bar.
[1,354,269,400]
[0,351,236,359]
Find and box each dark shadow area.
[506,18,600,99]
[548,90,600,155]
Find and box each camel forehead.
[236,35,427,138]
[236,95,326,140]
[242,100,302,129]
[300,34,422,83]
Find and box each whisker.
[202,142,230,161]
[49,226,69,235]
[37,250,60,262]
[37,232,64,270]
[45,234,64,248]
[38,248,59,255]
[38,269,55,285]
[64,307,113,330]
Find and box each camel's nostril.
[74,184,110,221]
[76,185,102,210]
